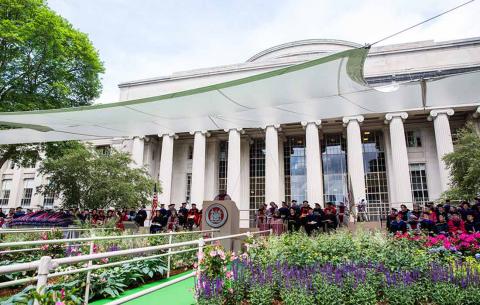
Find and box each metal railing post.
[83,239,95,305]
[166,233,173,278]
[196,238,205,276]
[34,256,52,305]
[269,228,273,236]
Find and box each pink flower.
[443,240,452,249]
[226,271,233,279]
[193,263,198,268]
[197,252,204,261]
[210,250,217,257]
[101,258,109,264]
[60,289,65,299]
[217,250,226,260]
[55,302,65,305]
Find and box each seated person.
[167,210,179,232]
[323,208,337,231]
[305,208,318,236]
[278,202,290,220]
[287,208,300,232]
[389,214,407,233]
[419,212,436,234]
[435,214,449,235]
[465,213,480,233]
[407,215,419,231]
[448,213,466,235]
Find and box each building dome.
[246,39,363,63]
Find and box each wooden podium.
[202,200,239,251]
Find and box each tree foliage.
[0,0,104,167]
[443,122,480,200]
[38,144,158,210]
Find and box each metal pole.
[196,238,205,276]
[166,233,173,278]
[83,239,95,305]
[34,256,52,305]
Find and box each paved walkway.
[90,272,195,305]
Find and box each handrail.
[0,230,268,274]
[0,246,198,289]
[0,227,118,234]
[0,229,270,305]
[0,229,219,248]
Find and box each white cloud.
[47,0,479,103]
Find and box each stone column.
[226,128,243,205]
[131,136,144,169]
[342,116,366,205]
[265,124,281,204]
[301,120,324,206]
[158,134,176,205]
[191,131,208,208]
[385,112,412,208]
[429,109,455,193]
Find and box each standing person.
[178,202,188,228]
[337,202,346,227]
[357,199,368,222]
[270,210,284,235]
[159,204,168,228]
[136,205,148,227]
[256,205,267,231]
[187,203,200,230]
[150,210,163,233]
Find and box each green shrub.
[280,287,314,305]
[429,282,463,305]
[248,284,274,305]
[312,275,344,305]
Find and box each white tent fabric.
[0,47,479,145]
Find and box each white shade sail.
[0,47,479,145]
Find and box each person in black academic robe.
[287,208,300,232]
[178,202,188,228]
[305,209,318,236]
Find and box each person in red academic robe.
[187,203,200,230]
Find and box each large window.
[21,178,34,207]
[249,139,265,212]
[185,173,192,203]
[406,130,422,148]
[284,136,306,203]
[410,163,429,203]
[218,141,228,195]
[322,134,348,204]
[0,179,11,206]
[43,194,55,208]
[362,130,389,204]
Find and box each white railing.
[0,227,118,234]
[0,229,217,305]
[0,229,271,305]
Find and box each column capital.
[342,115,364,127]
[223,127,245,134]
[473,106,480,119]
[130,135,145,140]
[189,130,211,137]
[301,120,322,128]
[428,108,454,121]
[385,112,408,123]
[262,124,281,131]
[158,133,178,139]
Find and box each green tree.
[443,122,480,200]
[0,0,104,167]
[38,144,158,210]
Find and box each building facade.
[2,37,480,224]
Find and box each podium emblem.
[205,204,228,228]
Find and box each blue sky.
[47,0,480,103]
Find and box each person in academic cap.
[178,202,188,228]
[187,203,200,230]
